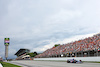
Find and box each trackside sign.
[4,38,10,46]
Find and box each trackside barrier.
[34,56,100,62]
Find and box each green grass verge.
[0,62,21,67]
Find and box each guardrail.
[34,56,100,61]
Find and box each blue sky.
[0,0,100,59]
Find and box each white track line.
[0,63,3,67]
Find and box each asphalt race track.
[9,60,100,67]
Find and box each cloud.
[44,9,82,25]
[32,33,97,52]
[0,0,100,59]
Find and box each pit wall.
[34,56,100,62]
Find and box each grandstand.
[35,33,100,58]
[15,48,30,60]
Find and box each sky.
[0,0,100,59]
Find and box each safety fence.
[34,56,100,62]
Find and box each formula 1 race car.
[67,59,82,63]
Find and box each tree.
[27,52,38,57]
[54,44,60,47]
[33,52,38,55]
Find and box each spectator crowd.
[35,33,100,58]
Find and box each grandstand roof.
[15,48,30,55]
